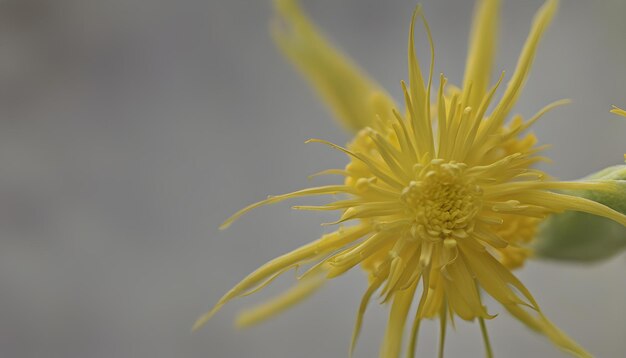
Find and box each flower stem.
[438,303,447,358]
[478,317,493,358]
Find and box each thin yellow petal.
[523,190,626,227]
[497,0,558,117]
[380,281,418,358]
[502,99,571,141]
[236,275,326,327]
[505,304,592,358]
[328,231,395,278]
[350,275,385,357]
[610,105,626,117]
[421,268,445,318]
[479,0,558,141]
[272,0,395,132]
[463,0,501,110]
[406,6,435,157]
[443,255,490,320]
[460,242,537,309]
[220,185,353,230]
[192,225,368,331]
[407,272,430,358]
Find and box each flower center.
[401,160,482,241]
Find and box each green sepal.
[534,165,626,262]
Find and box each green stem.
[438,301,447,358]
[478,316,493,358]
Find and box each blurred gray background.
[0,0,624,357]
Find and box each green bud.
[534,165,626,262]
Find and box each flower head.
[195,0,626,357]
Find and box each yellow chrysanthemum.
[195,0,626,357]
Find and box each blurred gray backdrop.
[0,0,625,357]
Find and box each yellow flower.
[195,0,626,357]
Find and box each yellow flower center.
[402,160,482,243]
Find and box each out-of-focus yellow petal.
[406,6,435,157]
[272,0,396,132]
[463,0,501,110]
[610,105,626,117]
[505,304,592,358]
[235,275,325,327]
[479,0,558,141]
[192,225,368,331]
[350,275,385,357]
[495,0,557,118]
[379,281,417,358]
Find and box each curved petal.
[505,303,592,358]
[192,225,368,331]
[235,274,326,327]
[442,255,491,320]
[460,242,536,308]
[478,0,558,142]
